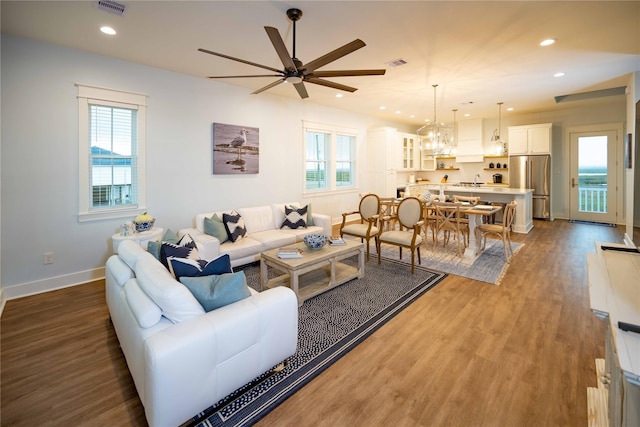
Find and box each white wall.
[0,35,402,300]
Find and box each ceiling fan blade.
[305,77,358,93]
[312,69,386,78]
[302,39,366,73]
[293,82,309,99]
[198,48,283,74]
[264,26,297,72]
[251,79,285,95]
[207,74,283,79]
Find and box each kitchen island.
[405,183,534,233]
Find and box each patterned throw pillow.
[203,213,229,243]
[281,204,308,229]
[160,234,199,268]
[167,253,232,280]
[222,210,247,243]
[180,271,251,312]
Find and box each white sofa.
[105,239,298,427]
[180,202,332,267]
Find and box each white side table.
[112,227,164,253]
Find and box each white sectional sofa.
[105,239,298,427]
[180,202,332,267]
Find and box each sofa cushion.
[134,257,205,323]
[167,254,233,280]
[223,211,247,243]
[179,271,251,312]
[219,236,262,260]
[147,228,180,260]
[281,205,308,229]
[118,239,148,270]
[124,278,162,328]
[160,234,199,267]
[237,205,274,234]
[251,230,297,251]
[203,213,229,243]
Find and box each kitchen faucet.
[473,174,480,187]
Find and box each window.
[304,121,357,192]
[77,84,147,222]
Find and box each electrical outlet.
[43,252,54,265]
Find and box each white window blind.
[77,84,147,222]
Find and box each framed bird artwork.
[212,122,260,174]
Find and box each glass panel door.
[569,130,617,223]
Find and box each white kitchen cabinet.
[421,150,436,171]
[508,123,552,155]
[367,127,402,197]
[399,133,419,170]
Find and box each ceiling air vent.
[385,58,407,68]
[96,0,126,16]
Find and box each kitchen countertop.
[406,183,533,195]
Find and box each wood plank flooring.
[1,219,625,426]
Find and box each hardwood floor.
[1,219,625,426]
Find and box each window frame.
[303,121,358,194]
[77,84,147,222]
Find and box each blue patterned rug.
[186,257,446,427]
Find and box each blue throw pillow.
[222,211,247,243]
[167,254,232,280]
[147,228,180,260]
[203,213,229,243]
[180,271,251,312]
[281,205,308,229]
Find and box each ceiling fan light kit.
[199,8,386,99]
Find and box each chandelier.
[417,84,453,155]
[491,102,508,155]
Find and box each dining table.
[380,197,503,259]
[455,203,503,258]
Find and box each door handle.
[571,178,576,188]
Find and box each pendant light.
[418,84,452,155]
[450,109,458,155]
[493,102,507,155]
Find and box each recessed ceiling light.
[395,110,401,114]
[554,72,566,77]
[507,107,514,111]
[464,113,471,117]
[100,26,117,35]
[335,93,343,98]
[379,106,386,110]
[540,38,556,46]
[409,114,415,118]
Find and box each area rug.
[187,258,446,427]
[375,238,523,285]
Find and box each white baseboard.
[0,267,106,314]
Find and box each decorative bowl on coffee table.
[303,234,328,250]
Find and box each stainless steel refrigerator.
[509,154,551,219]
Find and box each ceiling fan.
[198,8,386,99]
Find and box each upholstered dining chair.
[340,193,380,261]
[432,201,470,257]
[377,197,424,274]
[477,201,517,262]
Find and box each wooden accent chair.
[477,201,517,262]
[377,197,424,274]
[340,193,380,261]
[433,201,470,257]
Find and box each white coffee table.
[260,239,365,306]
